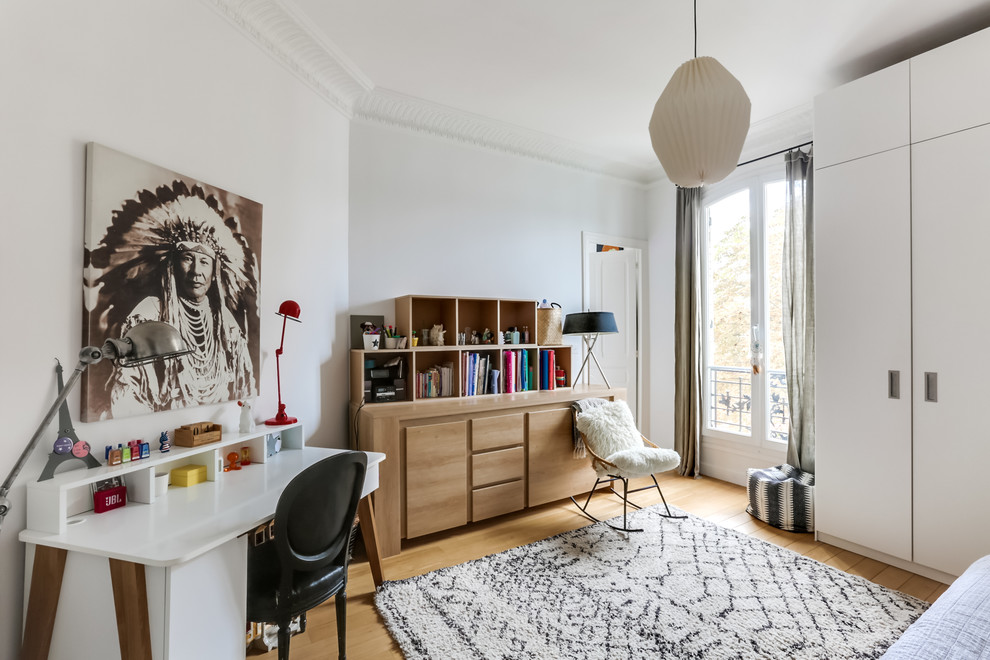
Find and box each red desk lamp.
[266,300,302,426]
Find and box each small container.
[384,337,399,349]
[170,464,207,487]
[363,334,380,350]
[154,473,169,497]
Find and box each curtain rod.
[737,140,813,169]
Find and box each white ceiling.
[284,0,990,180]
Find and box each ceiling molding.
[206,0,809,186]
[352,89,656,184]
[202,0,373,117]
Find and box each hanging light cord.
[694,0,698,58]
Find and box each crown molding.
[206,0,809,186]
[202,0,373,117]
[352,89,655,184]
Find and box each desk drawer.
[472,480,524,521]
[472,447,524,487]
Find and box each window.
[702,162,790,448]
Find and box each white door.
[814,147,913,561]
[588,248,639,420]
[912,123,990,576]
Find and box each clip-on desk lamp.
[0,321,191,532]
[563,311,619,387]
[266,300,302,426]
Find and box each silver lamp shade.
[104,321,192,367]
[648,56,751,188]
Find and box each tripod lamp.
[563,312,618,387]
[266,300,302,426]
[0,321,191,532]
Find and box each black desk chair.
[247,452,367,660]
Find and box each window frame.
[699,158,788,452]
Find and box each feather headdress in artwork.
[86,179,259,337]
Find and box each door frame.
[581,231,645,423]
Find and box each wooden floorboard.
[247,474,949,660]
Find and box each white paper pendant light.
[648,3,751,188]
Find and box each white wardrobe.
[815,25,990,579]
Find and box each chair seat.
[601,446,681,478]
[248,559,346,623]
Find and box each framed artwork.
[81,143,263,421]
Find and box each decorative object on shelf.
[430,324,446,346]
[92,477,127,514]
[351,315,385,349]
[0,320,190,533]
[159,430,171,453]
[363,333,380,350]
[225,451,242,472]
[266,300,302,426]
[420,328,431,346]
[174,422,223,447]
[266,432,282,458]
[170,464,207,487]
[38,360,100,481]
[240,446,252,466]
[647,0,750,187]
[82,143,262,421]
[537,300,563,345]
[564,312,619,387]
[411,331,419,347]
[238,400,256,433]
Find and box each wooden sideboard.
[352,385,624,557]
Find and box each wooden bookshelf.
[350,295,572,405]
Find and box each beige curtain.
[674,187,703,477]
[783,148,816,473]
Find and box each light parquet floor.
[248,474,949,660]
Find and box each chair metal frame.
[569,433,686,532]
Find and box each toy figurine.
[159,431,171,453]
[238,400,256,433]
[430,324,446,346]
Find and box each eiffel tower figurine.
[38,360,101,481]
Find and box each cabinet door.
[813,61,909,168]
[912,124,990,576]
[527,408,597,506]
[405,421,468,538]
[911,26,990,143]
[815,148,913,560]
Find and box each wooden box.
[170,464,207,487]
[174,422,222,447]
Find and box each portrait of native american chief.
[82,143,262,421]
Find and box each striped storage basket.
[746,464,815,533]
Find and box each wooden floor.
[248,474,950,660]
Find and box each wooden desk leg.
[358,495,385,587]
[21,545,67,660]
[108,558,153,660]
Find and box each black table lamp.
[563,311,618,387]
[0,321,191,532]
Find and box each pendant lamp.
[648,1,751,188]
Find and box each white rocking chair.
[571,399,686,532]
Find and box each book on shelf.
[417,362,453,398]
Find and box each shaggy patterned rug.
[375,504,928,659]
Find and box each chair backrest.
[273,452,367,575]
[575,399,643,458]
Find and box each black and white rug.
[375,504,928,659]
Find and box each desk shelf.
[25,423,303,535]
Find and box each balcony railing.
[707,366,790,442]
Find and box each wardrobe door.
[814,147,913,560]
[912,124,990,576]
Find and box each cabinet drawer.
[472,413,524,452]
[472,447,524,487]
[472,480,524,521]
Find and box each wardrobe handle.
[888,370,900,399]
[925,372,938,403]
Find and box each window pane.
[765,180,790,443]
[706,190,751,436]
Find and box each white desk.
[19,424,385,660]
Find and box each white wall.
[347,121,650,416]
[0,2,350,655]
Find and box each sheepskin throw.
[575,400,680,477]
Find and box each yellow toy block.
[170,464,207,487]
